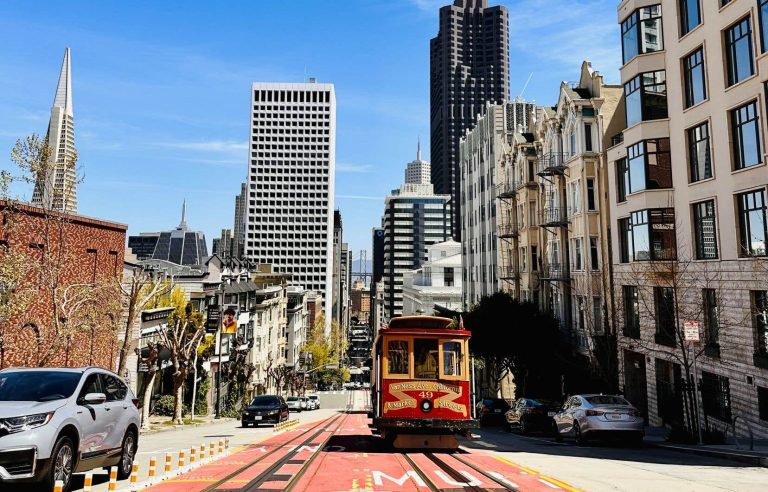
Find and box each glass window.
[625,71,668,127]
[688,122,712,182]
[442,341,463,376]
[617,158,628,202]
[761,0,768,53]
[753,290,768,356]
[731,101,761,169]
[590,237,599,270]
[622,5,664,65]
[100,374,128,402]
[619,218,632,263]
[702,371,732,422]
[679,0,701,36]
[78,374,103,400]
[655,287,677,346]
[630,208,677,261]
[631,210,650,260]
[387,340,409,375]
[531,245,538,272]
[0,371,82,402]
[571,238,583,270]
[725,17,754,87]
[626,139,672,194]
[587,178,596,211]
[693,200,718,259]
[584,123,593,152]
[703,288,720,348]
[683,47,706,108]
[623,286,640,338]
[413,338,438,379]
[737,189,767,256]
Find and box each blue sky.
[0,0,620,263]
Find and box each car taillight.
[585,409,604,416]
[132,398,140,409]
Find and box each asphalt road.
[463,425,768,492]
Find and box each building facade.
[127,201,208,266]
[402,240,463,315]
[233,182,246,259]
[244,82,336,334]
[430,0,510,239]
[607,0,768,438]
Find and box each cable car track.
[401,451,518,492]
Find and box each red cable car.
[370,316,478,449]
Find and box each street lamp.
[214,283,225,419]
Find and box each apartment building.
[609,0,768,438]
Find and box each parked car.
[286,396,307,412]
[241,395,289,427]
[0,367,140,491]
[505,398,561,434]
[476,398,511,426]
[304,397,316,410]
[553,394,644,445]
[307,394,320,410]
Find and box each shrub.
[152,395,188,417]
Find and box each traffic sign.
[684,320,700,342]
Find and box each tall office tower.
[369,226,385,332]
[332,210,343,324]
[381,175,451,319]
[405,141,431,185]
[244,82,336,334]
[506,97,536,133]
[430,0,509,239]
[232,182,246,259]
[127,200,209,266]
[32,48,78,213]
[214,229,233,257]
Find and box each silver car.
[286,396,306,412]
[0,367,141,491]
[553,394,644,445]
[307,394,320,410]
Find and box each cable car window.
[387,340,409,375]
[414,338,438,379]
[442,341,463,376]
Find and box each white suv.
[0,367,141,491]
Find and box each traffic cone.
[178,449,186,468]
[130,463,139,485]
[83,472,93,492]
[164,452,172,473]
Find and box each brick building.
[0,200,127,369]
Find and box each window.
[683,47,706,107]
[590,237,599,270]
[623,139,672,195]
[725,17,754,86]
[702,371,731,422]
[625,71,668,127]
[571,238,583,270]
[531,245,538,271]
[623,286,640,338]
[752,291,768,357]
[593,297,603,334]
[622,5,664,65]
[761,0,768,53]
[759,386,768,422]
[587,178,596,211]
[387,340,409,375]
[413,338,438,379]
[619,218,632,263]
[444,268,454,287]
[654,287,676,346]
[442,341,463,376]
[703,289,720,351]
[584,123,593,152]
[737,189,767,256]
[100,374,127,402]
[568,180,581,214]
[731,101,761,169]
[630,208,677,261]
[687,122,712,182]
[679,0,701,36]
[78,374,102,401]
[617,158,628,202]
[693,200,718,259]
[570,131,576,156]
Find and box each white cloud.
[159,140,248,153]
[336,162,373,173]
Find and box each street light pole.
[215,285,224,419]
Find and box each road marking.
[538,478,562,489]
[492,455,581,492]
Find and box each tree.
[300,313,349,390]
[154,302,205,424]
[0,245,34,367]
[135,342,163,429]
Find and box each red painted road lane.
[460,452,577,491]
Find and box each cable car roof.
[377,316,471,337]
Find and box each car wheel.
[47,435,75,492]
[574,421,586,446]
[520,418,529,435]
[242,420,249,428]
[552,422,563,442]
[117,430,137,480]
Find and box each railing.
[537,152,568,175]
[730,414,755,451]
[496,181,517,198]
[497,266,520,280]
[540,262,570,281]
[540,207,569,226]
[497,222,518,238]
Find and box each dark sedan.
[241,395,289,427]
[505,397,561,434]
[476,398,511,426]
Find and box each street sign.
[684,320,700,342]
[206,305,221,333]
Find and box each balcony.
[497,222,518,239]
[540,207,569,227]
[540,262,570,281]
[537,152,568,176]
[498,266,520,280]
[496,181,517,199]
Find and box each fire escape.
[496,177,519,288]
[536,151,571,284]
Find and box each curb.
[140,417,236,435]
[273,418,300,432]
[648,441,768,468]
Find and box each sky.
[0,0,620,265]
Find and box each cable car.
[370,316,477,449]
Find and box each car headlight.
[1,412,55,434]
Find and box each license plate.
[253,416,262,420]
[606,413,623,420]
[548,412,556,417]
[494,409,502,413]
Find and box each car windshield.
[309,396,318,400]
[287,397,299,401]
[585,395,630,406]
[250,396,278,406]
[0,370,82,402]
[529,399,560,407]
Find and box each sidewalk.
[645,426,768,468]
[140,414,236,435]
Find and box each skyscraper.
[244,82,336,334]
[430,0,509,239]
[32,48,78,213]
[127,200,209,266]
[405,141,430,185]
[232,182,246,259]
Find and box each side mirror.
[81,393,107,405]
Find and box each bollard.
[53,480,64,492]
[83,472,93,492]
[218,439,224,454]
[209,441,215,457]
[178,449,186,468]
[225,439,230,455]
[200,443,206,458]
[164,452,172,473]
[148,456,157,477]
[190,446,196,463]
[130,463,139,485]
[108,466,118,491]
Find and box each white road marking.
[538,478,562,489]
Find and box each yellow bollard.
[53,480,64,492]
[108,466,118,491]
[164,452,172,473]
[190,446,196,463]
[178,449,186,468]
[209,441,215,457]
[218,439,224,454]
[148,455,157,477]
[83,472,93,492]
[130,463,139,484]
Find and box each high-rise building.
[369,226,385,332]
[381,169,451,319]
[430,0,509,239]
[244,82,336,334]
[405,141,431,185]
[233,182,246,259]
[127,200,209,266]
[213,229,233,257]
[32,48,77,213]
[332,210,344,324]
